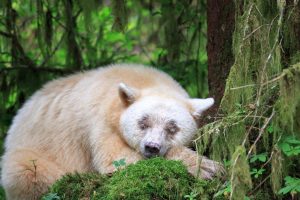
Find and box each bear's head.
[118,83,214,158]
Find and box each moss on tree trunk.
[196,0,300,199]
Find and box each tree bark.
[207,0,235,111]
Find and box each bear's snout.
[144,142,161,157]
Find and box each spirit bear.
[1,64,223,200]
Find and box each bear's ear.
[189,98,214,119]
[118,83,139,106]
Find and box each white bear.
[1,64,223,200]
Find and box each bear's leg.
[91,133,143,174]
[1,149,66,200]
[166,146,225,179]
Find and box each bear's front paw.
[198,157,225,179]
[187,156,225,180]
[165,146,225,179]
[101,165,117,176]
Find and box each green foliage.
[44,158,222,200]
[214,181,231,199]
[184,191,198,200]
[279,136,300,157]
[279,176,300,195]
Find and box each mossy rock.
[43,157,222,200]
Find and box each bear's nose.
[144,142,161,156]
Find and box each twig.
[243,24,269,41]
[246,109,275,158]
[261,150,274,169]
[39,32,66,67]
[230,71,285,90]
[230,83,256,90]
[249,174,271,195]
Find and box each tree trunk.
[207,0,235,108]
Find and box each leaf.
[214,182,231,198]
[250,153,267,163]
[119,158,126,166]
[279,143,291,154]
[279,185,295,195]
[250,168,258,175]
[267,125,274,133]
[42,193,60,200]
[279,176,300,195]
[285,137,300,144]
[112,161,120,168]
[249,157,256,163]
[223,159,231,167]
[258,155,267,162]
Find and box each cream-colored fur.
[1,64,223,200]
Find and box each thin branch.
[230,71,286,90]
[230,83,256,91]
[243,24,269,41]
[0,30,12,37]
[247,109,275,158]
[39,32,66,67]
[249,174,271,195]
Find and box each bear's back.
[90,64,188,97]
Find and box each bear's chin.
[144,154,161,159]
[142,152,164,159]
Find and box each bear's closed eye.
[165,120,180,135]
[138,115,151,130]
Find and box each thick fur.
[1,64,223,200]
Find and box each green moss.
[105,158,194,200]
[43,158,222,200]
[276,63,300,135]
[230,146,252,200]
[43,172,108,200]
[270,63,300,193]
